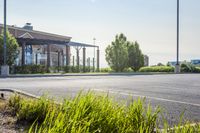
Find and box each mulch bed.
[0,94,26,133]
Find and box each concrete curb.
[0,89,39,99]
[0,72,176,78]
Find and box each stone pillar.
[35,53,38,65]
[97,47,100,72]
[93,57,95,72]
[66,45,70,66]
[76,49,80,69]
[72,56,75,66]
[47,45,51,68]
[87,57,91,72]
[57,51,60,71]
[83,47,86,72]
[21,42,26,66]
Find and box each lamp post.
[175,0,180,73]
[1,0,9,76]
[3,0,7,66]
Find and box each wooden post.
[66,45,70,66]
[97,47,100,72]
[87,57,91,72]
[93,57,95,72]
[47,45,51,68]
[76,49,80,71]
[35,53,38,65]
[73,56,75,66]
[83,47,86,72]
[21,42,26,66]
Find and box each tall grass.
[8,92,200,133]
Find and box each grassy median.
[6,92,200,133]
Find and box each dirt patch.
[0,99,26,133]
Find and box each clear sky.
[0,0,200,67]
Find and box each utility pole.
[175,0,180,73]
[1,0,9,77]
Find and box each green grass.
[8,92,200,133]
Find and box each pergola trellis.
[0,24,100,72]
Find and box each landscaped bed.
[0,98,26,133]
[0,92,200,133]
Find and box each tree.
[128,41,144,71]
[0,30,19,66]
[105,33,128,72]
[157,63,164,66]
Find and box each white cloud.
[90,0,97,3]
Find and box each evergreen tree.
[0,30,19,66]
[127,41,144,71]
[106,33,128,72]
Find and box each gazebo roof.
[0,24,98,48]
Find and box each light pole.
[1,0,9,76]
[175,0,180,73]
[3,0,7,66]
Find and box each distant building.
[144,55,149,66]
[168,61,177,66]
[168,59,200,66]
[191,60,200,66]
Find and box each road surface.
[0,74,200,126]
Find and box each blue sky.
[0,0,200,67]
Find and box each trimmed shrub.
[100,67,113,73]
[139,66,174,72]
[14,65,47,74]
[194,67,200,73]
[124,67,134,72]
[62,66,93,73]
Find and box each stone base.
[174,64,181,74]
[1,65,9,77]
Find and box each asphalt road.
[0,74,200,126]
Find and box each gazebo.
[0,23,100,71]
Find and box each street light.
[3,0,7,65]
[175,0,180,73]
[1,0,9,76]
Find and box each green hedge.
[139,64,200,73]
[100,67,113,73]
[14,65,47,74]
[139,66,174,72]
[195,67,200,73]
[52,66,93,73]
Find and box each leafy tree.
[105,33,128,72]
[157,63,164,66]
[128,41,144,71]
[0,30,19,66]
